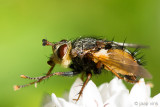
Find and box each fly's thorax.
[71,38,98,57]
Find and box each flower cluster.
[43,77,160,107]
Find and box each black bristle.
[111,36,115,42]
[122,37,127,50]
[138,55,145,60]
[136,55,146,66]
[130,48,147,66]
[131,48,141,57]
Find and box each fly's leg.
[20,66,55,80]
[46,60,56,75]
[14,71,80,90]
[124,75,139,83]
[105,65,138,83]
[73,72,92,102]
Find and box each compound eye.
[57,44,68,59]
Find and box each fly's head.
[42,39,72,67]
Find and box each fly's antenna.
[42,39,55,46]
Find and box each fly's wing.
[92,49,152,78]
[112,42,149,48]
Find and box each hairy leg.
[14,70,80,90]
[73,72,92,101]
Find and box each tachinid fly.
[14,37,152,101]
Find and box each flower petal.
[69,78,83,103]
[99,77,128,103]
[51,93,62,107]
[108,77,128,94]
[43,102,55,107]
[78,80,103,107]
[51,93,80,107]
[98,82,109,92]
[58,98,80,107]
[69,78,103,106]
[103,90,131,107]
[129,78,151,102]
[42,94,53,107]
[150,93,160,106]
[152,93,160,101]
[98,83,110,103]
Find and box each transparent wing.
[92,49,152,78]
[112,42,149,48]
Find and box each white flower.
[43,77,160,107]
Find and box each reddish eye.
[57,44,68,59]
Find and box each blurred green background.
[0,0,160,107]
